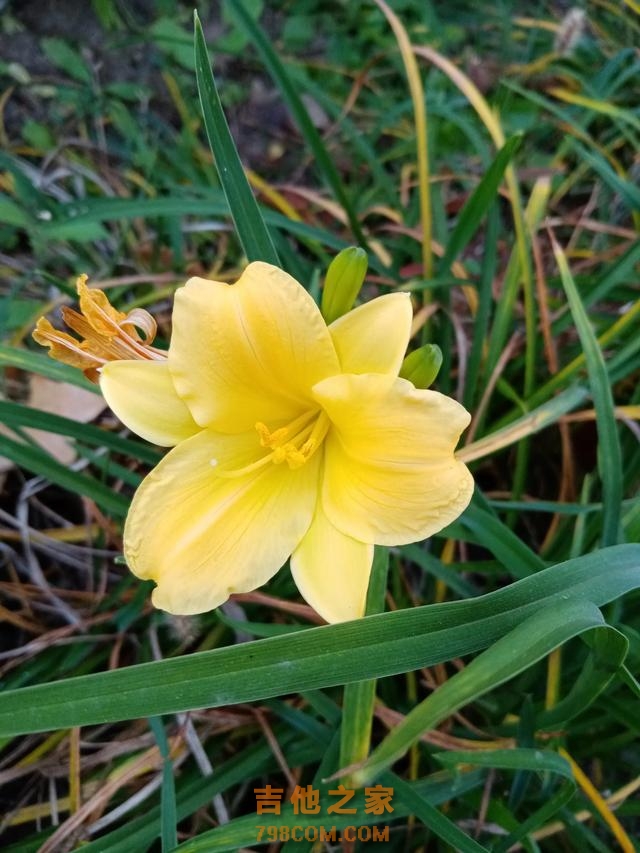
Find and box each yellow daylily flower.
[33,274,164,382]
[98,262,473,623]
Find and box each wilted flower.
[33,275,163,382]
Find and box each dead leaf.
[0,372,106,473]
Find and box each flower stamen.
[214,452,276,479]
[300,411,330,457]
[216,410,330,478]
[255,409,317,449]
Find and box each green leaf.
[0,400,161,466]
[439,134,523,272]
[552,240,623,546]
[464,383,589,463]
[22,119,55,149]
[149,717,178,852]
[435,747,573,777]
[40,219,109,242]
[0,545,636,736]
[494,782,576,853]
[174,771,486,852]
[224,0,367,247]
[402,543,479,597]
[0,345,98,392]
[570,138,640,212]
[464,204,498,408]
[386,773,490,852]
[354,599,626,783]
[0,194,30,227]
[193,12,279,265]
[219,0,264,53]
[540,625,628,728]
[82,737,328,853]
[150,18,194,70]
[31,194,369,263]
[0,431,129,518]
[41,37,92,84]
[460,501,545,578]
[484,173,544,401]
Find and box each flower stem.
[339,546,390,786]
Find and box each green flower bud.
[399,343,443,389]
[321,247,368,324]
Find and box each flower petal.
[329,292,412,375]
[100,360,200,447]
[169,263,340,432]
[291,501,373,623]
[313,373,474,545]
[124,428,319,615]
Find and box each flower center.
[215,409,330,479]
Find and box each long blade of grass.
[224,0,366,247]
[458,384,589,463]
[193,12,279,264]
[0,545,637,736]
[385,773,490,852]
[540,625,630,728]
[148,717,178,853]
[547,86,640,134]
[464,204,498,409]
[0,400,161,465]
[440,134,523,272]
[0,431,130,518]
[558,747,637,853]
[80,739,323,853]
[495,287,640,427]
[435,749,577,853]
[374,0,432,280]
[435,747,573,777]
[354,600,626,783]
[551,238,623,547]
[0,344,98,392]
[460,501,545,577]
[495,783,577,853]
[30,193,388,265]
[173,770,485,853]
[412,46,535,389]
[568,137,640,211]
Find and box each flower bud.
[399,343,443,389]
[321,247,368,324]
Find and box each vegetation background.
[0,0,639,851]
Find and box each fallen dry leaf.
[0,372,106,474]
